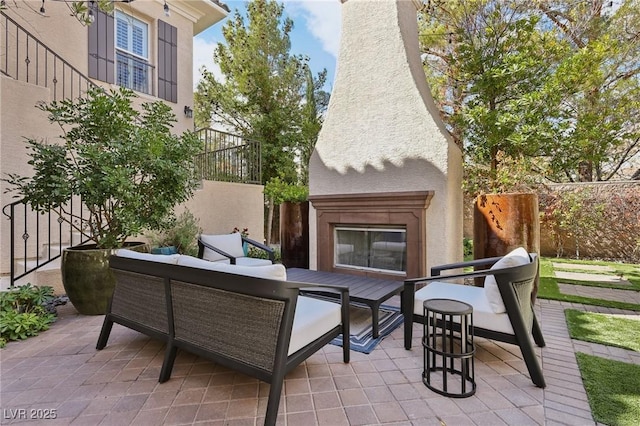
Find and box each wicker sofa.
[96,251,350,425]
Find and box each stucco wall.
[0,76,59,274]
[1,1,198,134]
[1,1,226,278]
[309,0,463,272]
[180,181,266,244]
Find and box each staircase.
[1,10,94,293]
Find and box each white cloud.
[284,0,342,58]
[192,37,224,91]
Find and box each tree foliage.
[536,0,640,182]
[420,0,640,192]
[5,87,202,249]
[195,0,328,187]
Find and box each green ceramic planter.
[61,242,147,315]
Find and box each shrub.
[147,210,202,256]
[0,284,57,348]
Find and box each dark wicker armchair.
[402,250,545,388]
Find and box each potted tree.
[264,177,309,268]
[5,87,202,314]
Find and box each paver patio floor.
[0,296,615,425]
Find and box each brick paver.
[0,298,608,425]
[558,283,640,304]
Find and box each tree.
[536,0,640,182]
[420,0,640,189]
[299,65,329,185]
[5,87,202,249]
[195,0,327,242]
[420,0,564,194]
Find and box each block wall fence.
[463,181,640,263]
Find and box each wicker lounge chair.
[197,232,275,265]
[402,249,546,388]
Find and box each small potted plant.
[4,87,202,314]
[148,210,202,256]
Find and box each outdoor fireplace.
[308,0,462,276]
[310,191,433,280]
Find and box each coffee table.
[287,268,404,338]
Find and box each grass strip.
[565,309,640,352]
[576,353,640,426]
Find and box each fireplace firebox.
[310,191,434,280]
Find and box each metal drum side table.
[422,298,476,398]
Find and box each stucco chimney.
[308,0,463,273]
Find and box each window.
[334,226,407,275]
[88,7,177,101]
[115,11,150,94]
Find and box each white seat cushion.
[414,282,514,335]
[289,296,342,355]
[200,233,245,262]
[235,257,273,267]
[176,255,286,281]
[484,247,530,313]
[115,249,180,264]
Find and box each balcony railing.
[116,50,155,96]
[194,128,262,185]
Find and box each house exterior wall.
[0,1,232,281]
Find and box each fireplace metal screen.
[334,226,407,275]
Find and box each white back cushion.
[115,249,180,264]
[177,255,287,281]
[484,247,531,313]
[200,233,245,262]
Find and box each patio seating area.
[0,296,606,425]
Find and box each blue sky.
[193,0,342,91]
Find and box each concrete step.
[2,266,64,295]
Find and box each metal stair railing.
[1,10,95,101]
[2,199,91,289]
[1,9,96,288]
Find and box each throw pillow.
[484,247,530,313]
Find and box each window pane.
[132,25,145,57]
[115,11,150,94]
[116,18,128,50]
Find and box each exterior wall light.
[184,106,193,118]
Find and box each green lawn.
[565,309,640,352]
[537,258,640,311]
[538,257,640,425]
[576,353,640,426]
